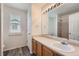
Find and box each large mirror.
[41,3,79,41]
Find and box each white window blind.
[10,15,21,33]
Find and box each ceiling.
[4,3,47,10]
[4,3,31,11]
[32,3,46,8]
[3,3,79,16]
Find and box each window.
[10,15,21,33]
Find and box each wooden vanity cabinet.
[36,41,42,56]
[42,46,54,56]
[53,52,63,56]
[32,39,61,56]
[32,39,37,55]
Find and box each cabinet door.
[43,46,53,56]
[37,42,42,56]
[32,39,37,55]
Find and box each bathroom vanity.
[32,35,79,56]
[32,37,61,56]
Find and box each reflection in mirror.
[48,10,57,36]
[42,3,79,41]
[41,12,48,34]
[69,12,79,41]
[41,3,79,41]
[58,15,69,39]
[47,11,79,41]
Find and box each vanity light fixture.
[53,3,57,8]
[56,3,61,6]
[46,10,48,13]
[48,8,50,12]
[42,3,63,14]
[50,6,53,10]
[49,8,51,11]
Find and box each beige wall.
[3,5,28,51]
[32,4,54,35]
[32,4,42,35]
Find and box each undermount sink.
[53,42,75,52]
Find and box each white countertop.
[33,35,79,56]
